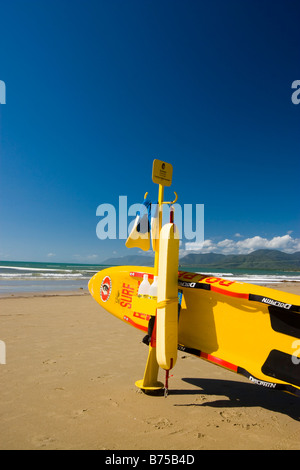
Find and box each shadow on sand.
[170,377,300,422]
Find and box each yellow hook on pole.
[162,191,178,205]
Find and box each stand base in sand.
[135,345,164,392]
[135,379,164,392]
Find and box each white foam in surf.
[195,272,300,285]
[0,273,84,280]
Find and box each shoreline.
[0,280,299,299]
[0,289,90,299]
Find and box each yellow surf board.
[88,267,300,396]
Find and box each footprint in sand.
[219,410,244,423]
[194,395,208,403]
[72,409,89,419]
[108,398,119,407]
[146,417,173,430]
[91,374,113,383]
[219,410,261,429]
[31,436,56,448]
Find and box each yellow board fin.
[125,199,151,251]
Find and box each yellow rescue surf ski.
[89,159,300,396]
[89,267,300,397]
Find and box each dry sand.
[0,283,300,450]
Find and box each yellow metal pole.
[135,346,163,392]
[135,183,165,392]
[135,160,173,393]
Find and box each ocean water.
[0,261,300,294]
[186,267,300,285]
[0,261,111,294]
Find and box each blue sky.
[0,0,299,263]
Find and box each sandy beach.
[1,282,300,451]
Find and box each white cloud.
[73,254,100,261]
[47,253,56,257]
[184,234,300,255]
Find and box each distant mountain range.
[103,249,300,271]
[103,254,155,267]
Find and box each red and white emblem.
[100,276,112,302]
